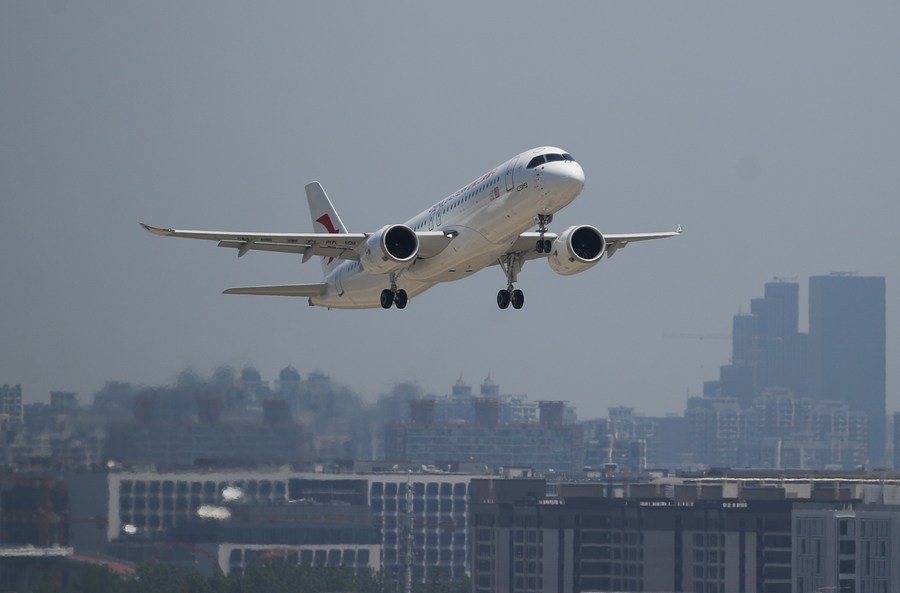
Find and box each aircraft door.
[504,156,519,192]
[428,210,435,230]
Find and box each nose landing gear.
[534,214,553,253]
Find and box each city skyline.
[5,273,889,436]
[2,4,899,419]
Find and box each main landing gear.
[380,273,408,309]
[497,287,524,310]
[496,214,554,309]
[497,253,525,310]
[534,214,553,254]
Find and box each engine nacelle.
[547,225,606,276]
[359,224,419,275]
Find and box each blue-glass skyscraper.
[808,274,886,464]
[714,280,807,408]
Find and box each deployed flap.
[223,284,327,297]
[215,240,360,260]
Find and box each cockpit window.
[526,155,546,169]
[527,153,576,169]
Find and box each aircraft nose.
[550,160,584,196]
[568,161,585,192]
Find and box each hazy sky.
[2,3,898,419]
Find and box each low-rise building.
[794,503,900,593]
[107,469,476,581]
[470,473,900,593]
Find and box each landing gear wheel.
[497,289,511,309]
[380,289,393,309]
[511,289,524,309]
[394,289,408,309]
[535,214,554,256]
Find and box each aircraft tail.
[305,182,349,276]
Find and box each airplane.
[141,146,681,310]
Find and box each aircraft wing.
[508,226,683,262]
[602,226,683,258]
[140,223,454,261]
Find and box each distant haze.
[1,3,898,418]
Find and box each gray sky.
[2,2,898,419]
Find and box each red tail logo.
[316,214,340,234]
[315,214,340,265]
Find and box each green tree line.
[32,561,470,593]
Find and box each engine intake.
[360,224,419,274]
[547,225,606,276]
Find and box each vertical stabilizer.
[305,182,349,276]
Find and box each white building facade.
[794,505,900,593]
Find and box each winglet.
[140,222,173,236]
[676,224,683,234]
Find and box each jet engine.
[547,225,606,275]
[359,224,419,274]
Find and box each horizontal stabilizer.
[223,284,327,297]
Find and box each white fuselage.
[310,147,585,308]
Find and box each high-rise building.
[698,275,885,469]
[808,274,886,464]
[755,280,799,341]
[712,280,807,408]
[582,407,684,473]
[429,377,540,426]
[394,421,584,474]
[755,281,808,398]
[742,389,867,470]
[387,380,580,473]
[685,396,741,468]
[894,412,900,471]
[0,384,23,425]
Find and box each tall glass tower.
[808,274,886,464]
